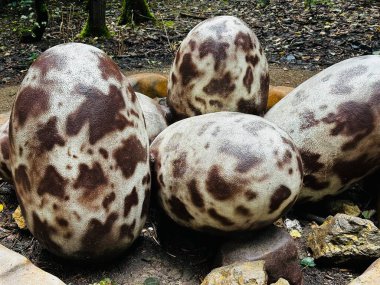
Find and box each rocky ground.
[0,0,380,284]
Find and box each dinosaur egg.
[168,16,269,119]
[265,55,380,202]
[9,43,150,260]
[136,92,168,143]
[150,112,302,233]
[0,115,11,182]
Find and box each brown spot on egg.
[14,86,50,126]
[269,185,291,213]
[277,150,292,169]
[74,162,108,191]
[303,174,330,190]
[212,126,221,137]
[188,179,204,209]
[246,54,259,67]
[300,110,320,130]
[208,208,234,226]
[172,152,187,178]
[140,187,150,218]
[113,135,147,179]
[189,39,197,51]
[242,121,268,135]
[99,148,109,159]
[257,72,269,114]
[1,139,9,160]
[203,72,235,97]
[234,31,254,52]
[56,217,69,227]
[33,212,62,253]
[321,101,374,151]
[168,196,194,222]
[81,212,118,253]
[66,84,129,145]
[37,116,65,152]
[300,150,323,174]
[142,173,151,185]
[179,53,199,86]
[206,165,240,200]
[333,154,379,185]
[243,66,253,93]
[235,205,251,216]
[219,140,263,173]
[245,190,257,201]
[199,37,229,70]
[187,99,202,115]
[195,96,206,106]
[37,165,67,199]
[209,100,223,108]
[119,220,136,240]
[102,192,116,210]
[237,98,258,114]
[97,53,123,82]
[197,121,215,136]
[124,187,139,217]
[32,50,64,77]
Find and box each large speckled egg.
[168,16,269,119]
[9,43,151,260]
[136,92,168,143]
[265,55,380,203]
[150,112,302,233]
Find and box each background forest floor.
[0,0,379,284]
[0,0,379,86]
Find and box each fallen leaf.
[12,206,26,229]
[290,229,302,238]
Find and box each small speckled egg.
[136,92,168,143]
[168,16,269,119]
[150,112,302,233]
[9,43,151,260]
[265,55,380,202]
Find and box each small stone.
[348,258,380,285]
[270,278,291,285]
[307,214,380,264]
[215,225,303,285]
[201,261,267,285]
[0,244,66,285]
[325,200,361,217]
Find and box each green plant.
[300,257,316,267]
[362,209,376,219]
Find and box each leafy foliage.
[300,257,316,267]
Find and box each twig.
[179,12,207,20]
[160,16,174,52]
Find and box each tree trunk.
[20,0,48,43]
[119,0,155,25]
[80,0,110,38]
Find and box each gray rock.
[201,261,267,285]
[0,244,66,285]
[215,225,303,285]
[307,214,380,264]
